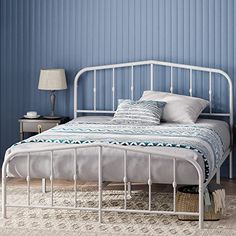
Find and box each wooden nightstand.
[18,116,69,140]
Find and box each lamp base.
[43,115,61,119]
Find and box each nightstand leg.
[127,182,132,197]
[42,178,46,193]
[20,123,24,141]
[216,169,220,184]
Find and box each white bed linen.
[6,116,230,185]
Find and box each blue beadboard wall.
[0,0,236,176]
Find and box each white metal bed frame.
[2,60,233,230]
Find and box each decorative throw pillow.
[140,90,209,124]
[111,99,166,125]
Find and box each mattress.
[6,116,230,185]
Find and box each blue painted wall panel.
[0,0,236,176]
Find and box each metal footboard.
[2,143,205,229]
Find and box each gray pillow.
[140,90,209,124]
[111,99,166,125]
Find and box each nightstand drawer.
[19,117,69,140]
[22,122,59,133]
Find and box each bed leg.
[42,178,46,193]
[229,151,233,179]
[198,183,204,229]
[2,175,6,218]
[216,169,220,184]
[98,146,103,223]
[127,182,132,198]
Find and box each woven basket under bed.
[176,185,221,221]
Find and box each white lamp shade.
[38,69,67,90]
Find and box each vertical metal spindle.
[98,146,103,223]
[50,151,54,207]
[189,69,193,96]
[148,154,152,211]
[27,153,30,206]
[170,67,173,93]
[123,150,127,210]
[94,70,97,111]
[131,66,134,100]
[112,68,115,110]
[74,149,77,208]
[209,72,212,113]
[150,64,154,91]
[173,158,177,212]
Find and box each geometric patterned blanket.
[15,119,225,182]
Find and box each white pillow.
[140,91,209,124]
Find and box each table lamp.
[38,69,67,119]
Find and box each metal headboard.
[74,60,234,176]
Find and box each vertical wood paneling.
[0,0,236,175]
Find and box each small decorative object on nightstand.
[19,116,69,141]
[38,69,67,119]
